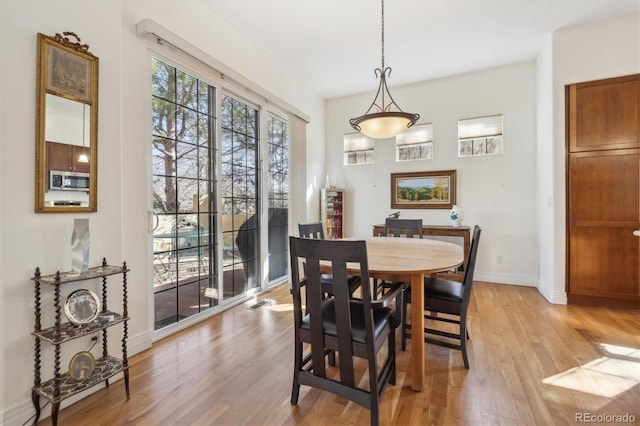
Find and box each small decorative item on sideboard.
[450,205,463,227]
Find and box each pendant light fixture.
[77,104,89,163]
[350,0,419,139]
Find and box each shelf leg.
[124,369,131,400]
[31,391,40,425]
[51,401,60,426]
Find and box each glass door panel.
[267,114,289,283]
[151,58,217,330]
[220,94,259,299]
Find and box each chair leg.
[291,340,302,404]
[372,278,379,300]
[328,350,336,366]
[460,315,469,369]
[389,324,396,385]
[370,393,380,426]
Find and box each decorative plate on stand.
[64,289,100,325]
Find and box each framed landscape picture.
[391,170,456,209]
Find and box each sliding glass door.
[151,58,289,330]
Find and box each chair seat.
[301,298,394,344]
[405,277,463,303]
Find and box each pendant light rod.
[381,0,385,70]
[349,0,419,139]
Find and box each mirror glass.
[35,32,98,212]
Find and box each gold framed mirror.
[35,32,98,212]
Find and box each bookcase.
[320,188,344,239]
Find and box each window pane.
[176,106,198,144]
[152,98,175,139]
[152,137,175,176]
[221,129,232,163]
[176,69,198,110]
[151,58,175,102]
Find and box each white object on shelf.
[450,205,463,227]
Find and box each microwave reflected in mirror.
[44,94,91,208]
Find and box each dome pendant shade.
[349,0,419,139]
[351,111,418,139]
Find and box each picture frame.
[46,42,92,103]
[68,350,96,382]
[390,170,456,209]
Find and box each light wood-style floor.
[40,281,640,425]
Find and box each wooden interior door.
[567,74,640,308]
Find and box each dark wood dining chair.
[289,236,402,426]
[384,217,424,239]
[373,218,423,300]
[401,225,481,367]
[298,222,361,297]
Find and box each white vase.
[450,205,463,227]
[71,218,90,273]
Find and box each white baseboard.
[474,271,567,305]
[536,281,568,305]
[128,330,153,356]
[1,399,32,426]
[474,271,537,287]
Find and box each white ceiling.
[202,0,639,99]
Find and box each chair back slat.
[461,225,482,300]
[303,257,328,378]
[384,218,423,238]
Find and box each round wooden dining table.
[350,237,464,391]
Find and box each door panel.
[568,151,640,302]
[567,74,640,307]
[569,75,639,152]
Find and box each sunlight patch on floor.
[542,344,640,398]
[265,302,294,312]
[600,343,640,360]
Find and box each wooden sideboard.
[372,224,471,279]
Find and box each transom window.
[396,123,434,161]
[458,114,503,157]
[344,133,375,165]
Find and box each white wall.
[1,1,124,422]
[535,34,559,303]
[325,62,538,285]
[538,13,640,303]
[0,0,324,422]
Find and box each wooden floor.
[40,281,640,425]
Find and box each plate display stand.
[30,258,130,425]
